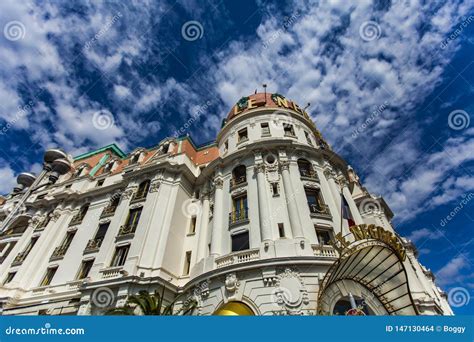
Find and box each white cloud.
[0,164,17,194]
[436,254,470,286]
[407,228,444,244]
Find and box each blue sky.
[0,0,473,314]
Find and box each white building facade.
[0,93,452,316]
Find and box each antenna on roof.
[304,102,311,111]
[254,89,257,94]
[263,84,267,104]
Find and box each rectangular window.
[315,227,332,245]
[230,195,248,224]
[231,231,249,252]
[76,259,94,280]
[304,131,313,145]
[189,216,197,234]
[3,272,16,285]
[61,231,76,250]
[111,245,130,267]
[272,183,279,196]
[261,122,270,136]
[306,189,324,213]
[238,128,248,142]
[0,241,17,264]
[96,179,105,187]
[283,124,295,137]
[23,237,38,258]
[183,251,191,275]
[278,223,285,238]
[94,222,110,241]
[40,266,58,287]
[224,140,229,151]
[125,207,142,232]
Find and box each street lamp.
[1,148,72,233]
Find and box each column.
[343,186,363,224]
[197,187,211,260]
[255,163,272,241]
[280,161,304,239]
[210,178,224,256]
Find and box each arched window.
[231,165,247,187]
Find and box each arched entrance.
[214,301,255,316]
[318,225,418,315]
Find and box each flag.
[341,194,355,227]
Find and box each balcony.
[308,203,332,219]
[215,248,260,268]
[100,205,117,218]
[69,214,84,226]
[50,245,68,261]
[299,169,319,181]
[117,224,136,237]
[84,238,103,254]
[130,191,147,204]
[284,130,296,138]
[230,176,247,190]
[311,244,338,258]
[229,208,249,227]
[11,251,28,266]
[100,266,122,279]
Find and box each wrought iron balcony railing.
[299,169,319,181]
[84,238,103,253]
[100,205,118,218]
[12,251,28,266]
[230,176,247,189]
[308,203,331,218]
[50,245,69,260]
[130,191,147,203]
[229,208,249,226]
[118,224,136,236]
[69,214,84,226]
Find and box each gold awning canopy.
[214,302,255,316]
[318,240,418,315]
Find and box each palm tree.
[106,287,197,316]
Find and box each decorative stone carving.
[149,180,160,193]
[51,210,62,222]
[231,187,247,198]
[225,273,240,294]
[262,268,278,286]
[122,187,136,199]
[273,268,309,315]
[99,217,112,224]
[214,178,223,189]
[279,160,290,171]
[254,163,265,174]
